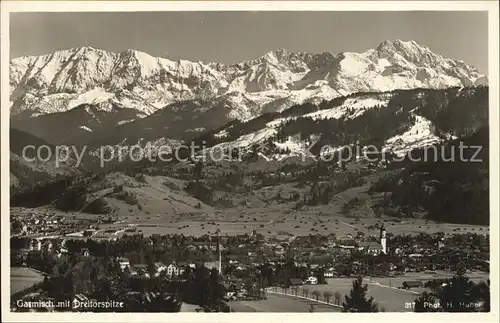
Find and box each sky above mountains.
[10,11,488,73]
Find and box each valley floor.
[11,202,489,240]
[11,204,489,240]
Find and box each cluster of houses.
[10,208,103,238]
[11,211,66,236]
[13,217,489,284]
[116,257,190,278]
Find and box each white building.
[324,271,337,278]
[166,264,180,277]
[117,257,130,271]
[30,239,42,251]
[305,276,318,285]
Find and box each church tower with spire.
[216,229,222,275]
[380,223,387,254]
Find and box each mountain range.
[11,39,486,119]
[10,39,488,151]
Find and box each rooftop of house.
[358,241,383,249]
[131,264,148,269]
[337,239,357,246]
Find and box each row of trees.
[291,287,342,305]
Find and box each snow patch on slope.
[304,95,391,120]
[68,87,115,110]
[383,114,442,156]
[117,119,134,125]
[271,135,314,161]
[79,126,93,132]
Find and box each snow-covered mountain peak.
[376,39,397,54]
[376,39,431,60]
[74,46,100,53]
[264,48,289,59]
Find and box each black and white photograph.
[1,1,498,320]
